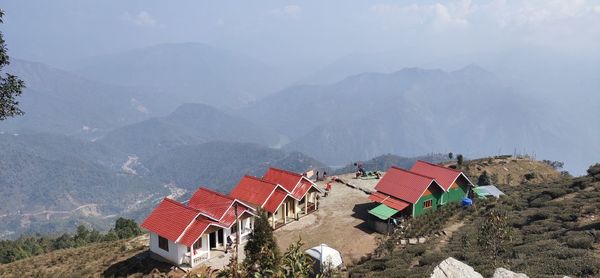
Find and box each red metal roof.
[263,188,289,213]
[219,204,248,228]
[290,178,315,199]
[188,187,236,221]
[410,160,463,191]
[230,176,279,207]
[374,167,442,204]
[263,167,303,193]
[142,188,255,247]
[263,168,321,200]
[368,191,410,211]
[178,217,217,247]
[141,198,200,242]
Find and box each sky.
[1,0,599,173]
[2,0,600,69]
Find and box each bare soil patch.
[275,179,378,265]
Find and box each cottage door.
[209,232,217,249]
[217,229,224,246]
[286,200,294,217]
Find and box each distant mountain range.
[76,43,293,109]
[244,66,594,171]
[0,59,183,138]
[99,103,284,159]
[333,153,450,175]
[2,42,598,237]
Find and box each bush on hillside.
[114,217,143,239]
[587,164,600,176]
[565,233,595,249]
[0,218,141,264]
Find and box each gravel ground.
[274,178,379,265]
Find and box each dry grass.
[446,156,563,186]
[0,235,187,278]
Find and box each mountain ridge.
[99,103,283,159]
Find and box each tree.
[477,208,513,267]
[279,238,313,278]
[0,10,25,120]
[244,210,281,276]
[457,154,464,166]
[448,152,453,159]
[477,171,492,186]
[114,217,142,239]
[74,225,91,243]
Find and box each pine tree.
[0,10,25,120]
[244,210,281,276]
[477,171,492,185]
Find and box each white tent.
[305,244,343,269]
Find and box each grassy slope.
[350,164,600,277]
[454,156,563,186]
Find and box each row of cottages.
[141,187,256,268]
[368,161,474,230]
[141,167,322,268]
[230,167,323,229]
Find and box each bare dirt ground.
[275,177,381,266]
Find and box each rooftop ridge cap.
[162,197,201,213]
[390,166,436,180]
[268,167,303,177]
[415,160,462,173]
[244,175,279,186]
[196,186,234,201]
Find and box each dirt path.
[275,179,378,265]
[434,219,465,252]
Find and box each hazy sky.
[3,0,600,68]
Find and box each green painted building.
[367,161,474,229]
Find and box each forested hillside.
[0,133,323,238]
[0,133,167,237]
[145,141,326,193]
[100,103,283,159]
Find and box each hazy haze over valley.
[1,0,600,236]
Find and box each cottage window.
[158,235,169,251]
[193,238,202,250]
[424,199,433,208]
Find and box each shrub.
[114,218,143,239]
[587,164,600,176]
[566,233,595,249]
[524,172,537,180]
[418,252,446,266]
[406,244,426,256]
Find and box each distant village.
[142,160,504,272]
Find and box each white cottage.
[142,188,255,268]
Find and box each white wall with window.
[149,232,187,265]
